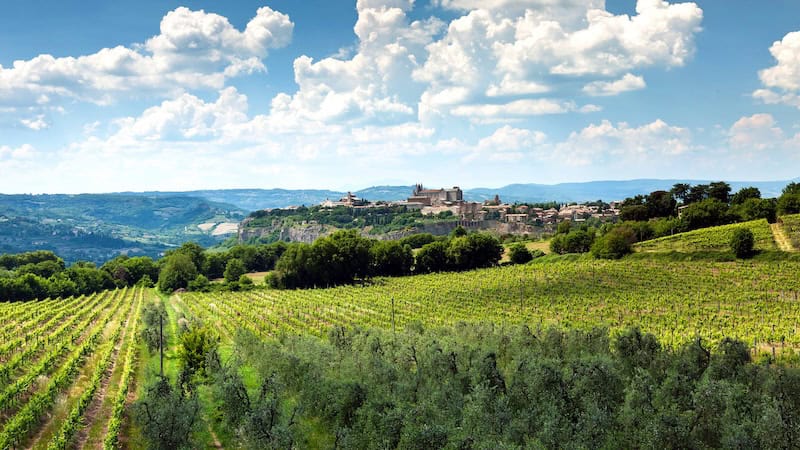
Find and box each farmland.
[5,224,800,446]
[633,218,777,253]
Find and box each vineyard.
[4,255,800,446]
[633,218,777,253]
[780,214,800,250]
[0,287,147,450]
[178,258,800,350]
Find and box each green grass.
[633,219,777,253]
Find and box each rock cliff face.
[238,220,507,243]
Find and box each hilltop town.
[321,184,621,227]
[240,184,623,243]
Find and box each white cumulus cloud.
[583,73,646,96]
[416,0,702,123]
[0,6,293,110]
[555,119,693,165]
[754,31,800,109]
[267,2,443,126]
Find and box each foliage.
[730,228,755,258]
[414,241,450,274]
[778,193,800,215]
[508,243,533,264]
[178,325,220,380]
[141,301,169,353]
[680,199,734,230]
[224,258,247,283]
[188,274,210,292]
[208,324,800,449]
[550,229,595,254]
[157,253,198,293]
[399,233,438,249]
[731,186,761,205]
[133,376,200,450]
[371,240,413,276]
[592,226,636,259]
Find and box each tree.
[708,181,732,204]
[646,190,677,218]
[731,187,761,205]
[371,241,413,276]
[591,226,636,260]
[620,205,650,222]
[671,183,691,204]
[158,253,198,292]
[447,233,503,270]
[451,225,468,238]
[167,242,206,275]
[270,243,313,289]
[179,325,220,379]
[202,252,230,280]
[550,230,595,254]
[133,376,200,450]
[778,193,800,215]
[783,182,800,196]
[732,198,777,223]
[508,243,533,264]
[730,228,755,258]
[557,220,572,235]
[224,258,247,283]
[686,184,709,204]
[680,199,732,231]
[415,241,450,273]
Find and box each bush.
[730,228,755,259]
[550,230,595,254]
[592,226,636,260]
[224,258,247,283]
[508,243,533,264]
[133,376,200,450]
[188,274,210,292]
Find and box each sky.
[0,0,799,193]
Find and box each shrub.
[729,228,755,259]
[592,226,636,260]
[508,243,533,264]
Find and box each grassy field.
[633,218,777,253]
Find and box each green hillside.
[779,214,800,250]
[633,219,777,253]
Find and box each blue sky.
[0,0,798,193]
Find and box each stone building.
[408,184,463,206]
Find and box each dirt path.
[771,223,797,252]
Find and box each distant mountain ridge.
[125,178,798,211]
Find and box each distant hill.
[0,194,245,264]
[136,178,798,211]
[467,179,797,204]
